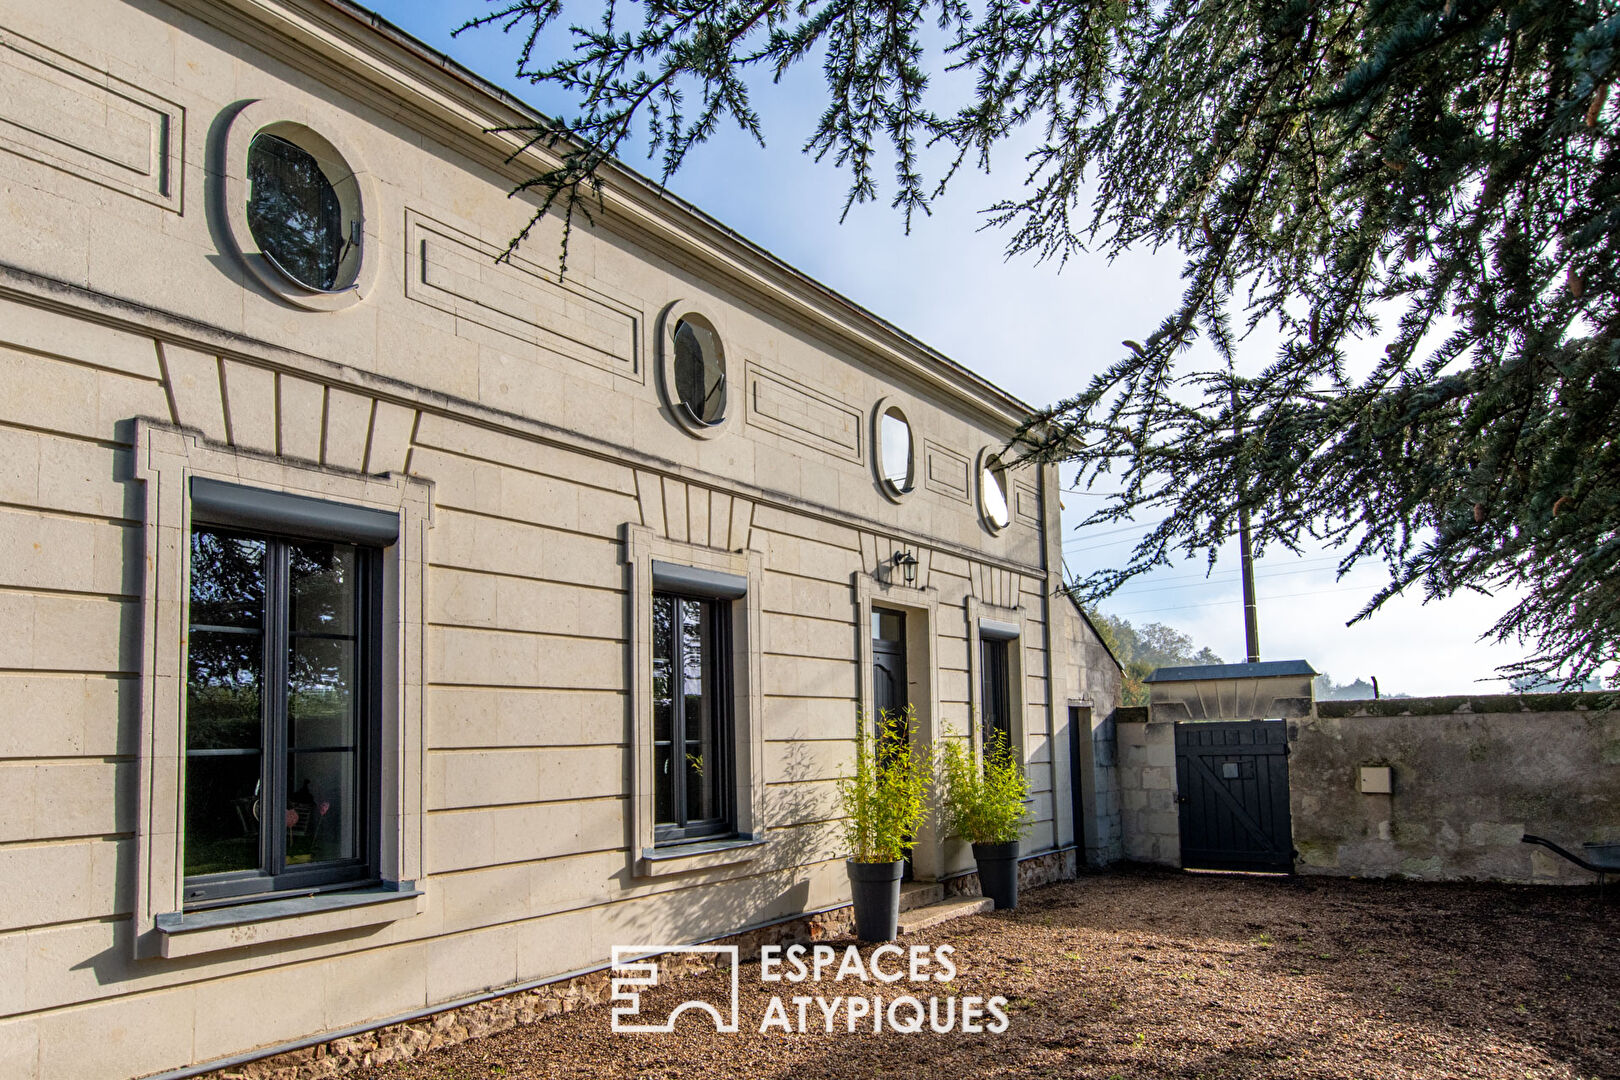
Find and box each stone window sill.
[636,835,768,878]
[154,883,424,958]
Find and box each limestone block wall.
[0,0,1049,572]
[1113,712,1180,867]
[0,0,1092,1076]
[0,266,1067,1080]
[0,246,1065,1080]
[1292,694,1620,883]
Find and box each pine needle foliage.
[937,727,1031,846]
[838,709,930,864]
[467,0,1620,685]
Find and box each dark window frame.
[182,515,385,908]
[980,636,1012,756]
[651,590,735,845]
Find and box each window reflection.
[186,530,265,876]
[652,592,728,838]
[982,456,1011,529]
[183,525,372,898]
[672,317,726,425]
[880,407,913,492]
[652,595,675,825]
[246,132,356,291]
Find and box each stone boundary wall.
[1291,693,1619,884]
[1101,694,1617,881]
[1114,716,1180,867]
[1313,692,1616,721]
[204,849,1076,1080]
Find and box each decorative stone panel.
[0,24,183,210]
[405,210,643,380]
[745,362,864,463]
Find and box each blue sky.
[367,0,1529,694]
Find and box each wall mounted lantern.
[890,550,919,587]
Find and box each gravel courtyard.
[359,868,1620,1080]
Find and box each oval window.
[246,131,362,293]
[879,406,914,494]
[672,315,726,425]
[982,454,1011,531]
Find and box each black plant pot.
[972,841,1020,909]
[846,859,904,941]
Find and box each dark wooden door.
[1069,705,1090,863]
[872,609,908,720]
[1175,721,1294,873]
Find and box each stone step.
[898,881,944,912]
[897,895,994,936]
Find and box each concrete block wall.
[1113,714,1180,867]
[1292,694,1620,883]
[1088,714,1124,863]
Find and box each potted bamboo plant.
[838,707,930,941]
[937,727,1031,909]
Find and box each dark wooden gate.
[1175,721,1294,873]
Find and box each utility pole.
[1233,385,1260,663]
[1238,503,1260,663]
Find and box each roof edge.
[1063,589,1124,673]
[1145,660,1318,684]
[212,0,1043,428]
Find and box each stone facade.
[0,0,1120,1077]
[1292,694,1620,883]
[941,847,1079,899]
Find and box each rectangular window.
[980,636,1011,754]
[184,524,382,905]
[651,592,732,842]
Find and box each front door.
[871,608,912,878]
[873,609,908,719]
[1069,705,1090,861]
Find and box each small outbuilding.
[1146,659,1318,721]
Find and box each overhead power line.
[1106,581,1375,619]
[1069,554,1346,589]
[1088,560,1360,598]
[1061,518,1170,546]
